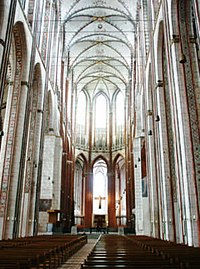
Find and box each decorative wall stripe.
[179,1,200,187]
[0,25,22,217]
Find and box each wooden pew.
[81,235,176,269]
[127,235,200,269]
[0,234,87,269]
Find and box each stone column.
[84,170,93,227]
[108,169,116,228]
[84,104,93,228]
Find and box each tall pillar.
[84,170,93,228]
[176,0,200,246]
[84,105,93,227]
[107,107,116,228]
[108,167,116,228]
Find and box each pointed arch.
[76,153,88,166]
[92,93,110,151]
[113,91,125,149]
[92,157,108,218]
[74,154,87,225]
[92,155,109,168]
[113,153,125,165]
[94,93,108,129]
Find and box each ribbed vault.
[63,0,137,100]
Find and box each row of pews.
[81,234,200,268]
[127,235,200,269]
[0,234,87,268]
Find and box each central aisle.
[58,236,99,269]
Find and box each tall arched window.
[116,91,124,126]
[76,91,87,146]
[114,92,124,147]
[93,159,108,216]
[94,94,108,148]
[95,94,107,128]
[77,91,86,125]
[74,161,84,225]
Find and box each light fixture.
[147,110,153,116]
[98,24,103,29]
[157,80,163,87]
[155,115,160,122]
[179,53,186,63]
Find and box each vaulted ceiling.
[62,0,138,101]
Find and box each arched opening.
[93,158,108,229]
[76,91,87,148]
[93,94,109,149]
[114,91,124,149]
[74,154,87,226]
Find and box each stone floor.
[58,237,98,269]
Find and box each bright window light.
[77,91,86,125]
[95,95,107,128]
[116,92,124,126]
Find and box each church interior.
[0,0,200,268]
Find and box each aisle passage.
[58,237,98,269]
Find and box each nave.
[0,0,200,248]
[0,233,200,268]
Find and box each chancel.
[0,1,200,268]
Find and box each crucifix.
[95,195,106,209]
